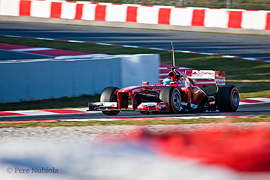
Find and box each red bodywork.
[88,69,225,112]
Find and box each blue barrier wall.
[0,54,159,103]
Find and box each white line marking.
[239,102,251,105]
[97,43,112,46]
[5,35,21,38]
[223,55,236,58]
[242,58,257,61]
[61,118,114,121]
[148,48,164,50]
[11,48,53,52]
[7,110,57,116]
[176,50,191,53]
[247,98,270,103]
[59,116,228,121]
[171,116,227,119]
[72,108,90,111]
[122,45,139,48]
[199,53,214,55]
[35,37,54,40]
[68,40,84,43]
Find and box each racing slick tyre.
[216,85,239,112]
[100,87,119,115]
[159,86,181,113]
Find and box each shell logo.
[193,90,199,100]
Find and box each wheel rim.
[232,90,239,107]
[173,91,181,109]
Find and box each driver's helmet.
[162,77,173,86]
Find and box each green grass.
[0,95,99,111]
[0,36,270,111]
[1,116,270,128]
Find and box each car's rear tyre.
[216,85,239,112]
[100,87,119,115]
[159,86,181,113]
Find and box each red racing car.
[88,44,239,115]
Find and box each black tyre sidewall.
[160,87,181,113]
[216,85,239,112]
[100,87,119,115]
[100,87,118,102]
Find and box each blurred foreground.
[1,122,270,180]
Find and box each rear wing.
[185,70,225,87]
[167,43,225,87]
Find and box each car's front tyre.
[100,86,119,115]
[159,86,181,113]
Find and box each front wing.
[88,102,170,112]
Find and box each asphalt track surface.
[1,21,270,60]
[0,21,269,121]
[0,103,270,121]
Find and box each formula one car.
[88,43,239,115]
